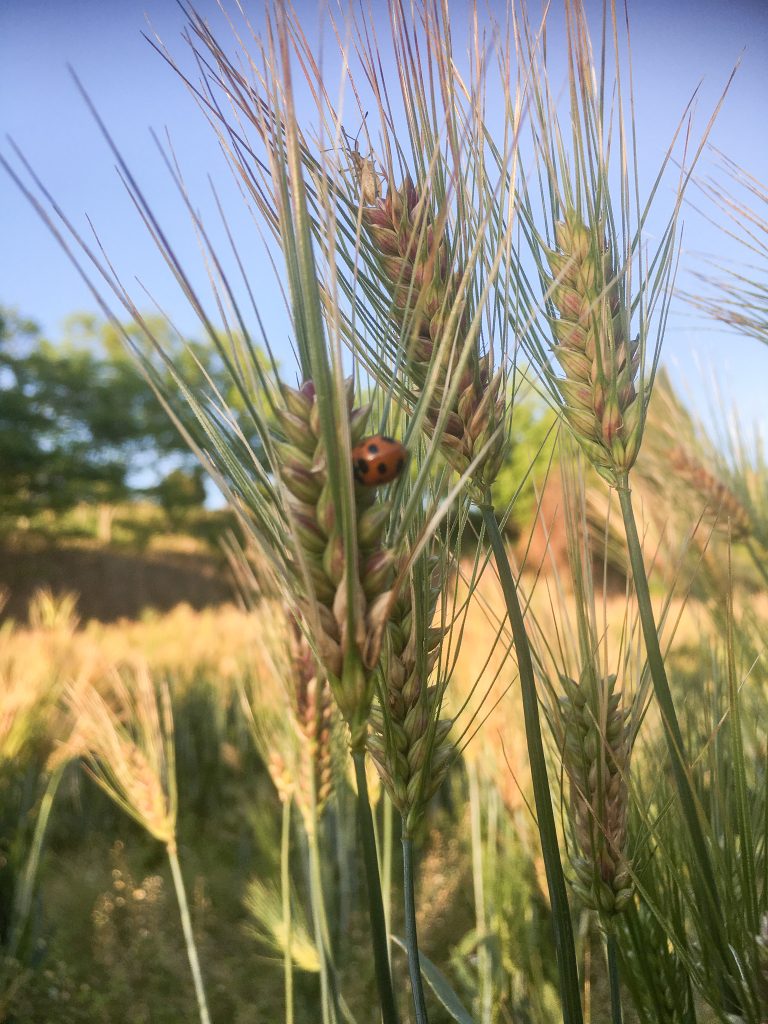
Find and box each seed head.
[67,665,177,847]
[273,377,399,746]
[363,177,506,493]
[559,672,634,918]
[241,600,336,829]
[545,208,642,485]
[669,447,752,540]
[366,558,455,835]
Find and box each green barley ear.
[361,176,507,493]
[543,208,642,483]
[531,443,646,923]
[237,595,336,832]
[513,13,739,998]
[287,2,524,506]
[669,446,752,541]
[268,376,392,746]
[514,0,732,488]
[559,671,633,918]
[366,546,455,838]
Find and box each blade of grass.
[281,796,294,1024]
[479,501,583,1024]
[468,762,492,1024]
[9,763,66,960]
[390,937,473,1024]
[616,480,737,1003]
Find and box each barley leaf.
[391,937,474,1024]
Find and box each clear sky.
[2,0,768,440]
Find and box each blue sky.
[2,0,768,438]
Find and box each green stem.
[307,825,338,1024]
[352,749,400,1024]
[166,840,212,1024]
[281,798,294,1024]
[606,931,623,1024]
[402,835,429,1024]
[617,484,733,975]
[308,815,358,1024]
[480,502,584,1024]
[9,763,65,959]
[382,794,394,968]
[468,764,491,1024]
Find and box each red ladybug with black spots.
[352,435,409,486]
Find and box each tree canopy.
[0,308,261,520]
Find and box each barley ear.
[560,672,634,918]
[367,556,455,836]
[272,378,402,748]
[362,174,507,496]
[545,208,642,486]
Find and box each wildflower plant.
[288,4,586,1016]
[140,6,534,1020]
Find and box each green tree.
[491,389,559,537]
[156,466,207,527]
[0,308,266,532]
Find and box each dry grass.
[4,579,766,790]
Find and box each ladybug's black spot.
[396,458,405,472]
[377,462,388,475]
[367,443,379,454]
[356,459,370,474]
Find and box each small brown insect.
[344,120,381,204]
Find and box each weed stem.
[307,823,338,1023]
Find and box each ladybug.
[352,435,408,486]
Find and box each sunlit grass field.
[2,542,765,1023]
